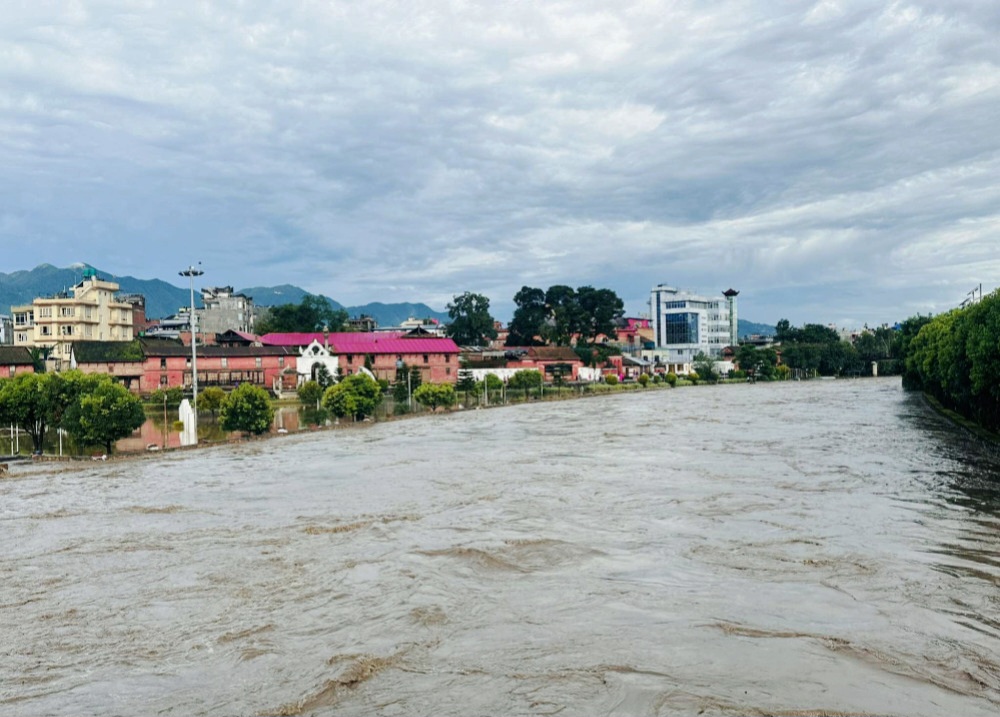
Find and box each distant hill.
[738,319,775,338]
[1,264,449,329]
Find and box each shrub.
[604,375,619,386]
[220,383,275,435]
[413,383,457,411]
[637,374,649,387]
[665,372,677,387]
[297,380,323,407]
[323,373,383,421]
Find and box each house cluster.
[2,269,760,389]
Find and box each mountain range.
[0,264,449,328]
[1,264,774,337]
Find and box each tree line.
[899,291,999,431]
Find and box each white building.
[649,284,739,363]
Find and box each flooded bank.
[2,378,999,715]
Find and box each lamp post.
[179,264,204,443]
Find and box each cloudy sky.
[2,1,998,326]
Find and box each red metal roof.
[259,332,459,354]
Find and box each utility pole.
[179,264,204,444]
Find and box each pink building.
[260,331,461,384]
[0,346,36,378]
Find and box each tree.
[197,386,226,419]
[61,379,145,455]
[323,374,382,421]
[0,372,61,452]
[445,292,497,347]
[219,383,275,435]
[297,380,324,407]
[506,286,548,346]
[256,295,348,334]
[508,370,543,390]
[392,363,422,410]
[456,368,478,405]
[693,352,719,383]
[542,285,582,346]
[413,383,457,411]
[575,286,624,345]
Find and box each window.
[160,375,168,386]
[84,326,92,337]
[423,354,428,363]
[60,325,73,336]
[221,357,228,368]
[60,307,74,317]
[255,357,261,368]
[39,307,52,317]
[278,356,284,367]
[446,367,451,375]
[347,355,353,364]
[160,358,167,369]
[40,326,51,336]
[85,307,93,319]
[664,313,699,345]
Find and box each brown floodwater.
[2,377,999,715]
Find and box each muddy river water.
[3,378,999,715]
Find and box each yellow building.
[11,269,134,370]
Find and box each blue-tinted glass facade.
[664,312,699,344]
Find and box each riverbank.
[921,392,1000,444]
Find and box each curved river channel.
[3,378,1000,715]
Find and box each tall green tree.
[256,295,348,334]
[219,383,275,435]
[197,386,227,419]
[506,286,548,346]
[541,285,582,346]
[62,379,145,455]
[445,292,497,347]
[575,286,624,345]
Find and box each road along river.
[2,377,999,715]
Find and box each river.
[2,377,999,715]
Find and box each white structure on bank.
[296,339,340,383]
[649,284,739,363]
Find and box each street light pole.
[179,264,204,443]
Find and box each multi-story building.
[0,315,12,345]
[649,284,739,363]
[11,268,134,370]
[197,286,254,336]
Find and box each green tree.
[413,383,457,411]
[506,286,548,346]
[392,363,422,410]
[61,379,145,455]
[297,380,324,407]
[323,374,382,421]
[693,352,719,383]
[575,286,624,345]
[256,295,348,334]
[637,374,650,387]
[219,383,275,435]
[0,372,63,452]
[197,386,226,419]
[456,368,478,405]
[508,369,543,390]
[445,292,497,347]
[542,285,582,346]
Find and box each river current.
[3,378,999,716]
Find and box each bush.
[220,383,275,435]
[508,370,543,390]
[730,369,747,380]
[148,386,186,408]
[413,383,457,411]
[197,386,226,417]
[323,373,383,421]
[297,380,323,407]
[604,375,619,386]
[637,374,649,387]
[665,372,677,387]
[688,372,700,385]
[652,373,663,384]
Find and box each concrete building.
[10,268,134,370]
[197,286,254,336]
[649,284,739,364]
[0,315,12,345]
